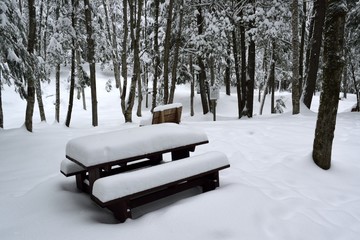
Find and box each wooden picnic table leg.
[88,168,101,193]
[75,172,88,193]
[171,146,196,160]
[171,149,190,160]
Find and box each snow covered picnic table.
[61,123,231,222]
[62,123,209,193]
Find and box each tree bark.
[84,0,98,127]
[152,0,160,112]
[246,0,256,118]
[65,0,78,127]
[260,41,276,115]
[232,28,241,118]
[240,16,247,117]
[225,38,231,96]
[299,0,306,95]
[303,0,326,109]
[197,3,209,114]
[65,48,76,127]
[169,0,184,104]
[124,0,143,122]
[292,0,300,114]
[190,55,195,116]
[162,0,174,104]
[35,78,46,121]
[102,0,122,92]
[313,0,347,170]
[121,0,128,114]
[0,72,3,128]
[25,0,36,132]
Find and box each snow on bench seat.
[92,151,229,203]
[60,158,85,177]
[66,123,208,168]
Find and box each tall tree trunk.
[65,0,78,127]
[232,28,241,118]
[65,49,76,127]
[136,64,142,117]
[35,78,46,121]
[152,0,160,111]
[55,5,60,123]
[299,0,306,94]
[0,71,3,128]
[169,0,184,104]
[55,64,60,122]
[292,0,300,114]
[225,37,231,96]
[124,0,143,122]
[190,55,195,116]
[260,41,275,115]
[102,0,122,92]
[240,15,247,117]
[162,0,174,104]
[350,58,360,111]
[197,2,209,114]
[84,0,98,127]
[121,0,128,114]
[25,0,36,132]
[303,0,326,109]
[247,2,256,118]
[313,0,347,170]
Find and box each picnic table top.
[65,123,208,168]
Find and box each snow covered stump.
[91,151,230,223]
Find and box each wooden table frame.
[66,141,208,193]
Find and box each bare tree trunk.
[190,55,195,116]
[169,0,184,104]
[313,0,347,170]
[103,0,122,92]
[65,48,76,127]
[260,42,275,115]
[162,0,174,104]
[246,0,255,118]
[35,78,46,121]
[55,4,61,123]
[152,0,160,111]
[197,2,209,114]
[240,14,247,117]
[299,0,306,94]
[136,66,142,117]
[121,0,128,114]
[232,28,241,118]
[65,0,78,127]
[303,0,326,109]
[350,58,359,111]
[292,0,300,114]
[84,0,98,127]
[0,71,3,128]
[25,0,36,132]
[225,37,231,96]
[124,0,143,122]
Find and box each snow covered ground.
[1,68,359,240]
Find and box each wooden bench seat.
[60,158,86,177]
[91,151,230,222]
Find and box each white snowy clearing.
[0,67,359,240]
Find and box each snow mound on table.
[65,123,208,167]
